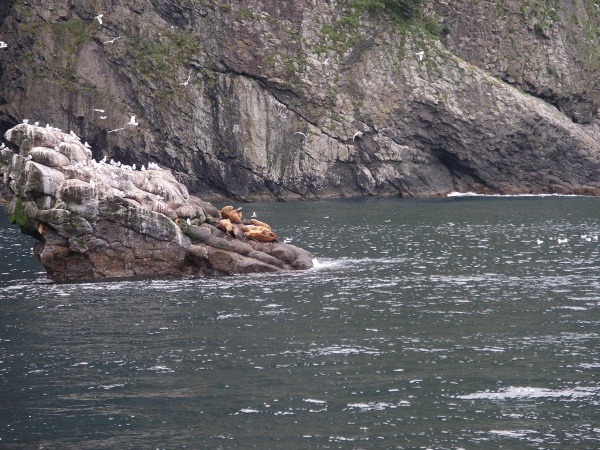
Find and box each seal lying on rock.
[0,123,314,280]
[243,225,278,242]
[220,205,243,224]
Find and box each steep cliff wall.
[0,0,599,201]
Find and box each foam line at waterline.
[447,192,588,198]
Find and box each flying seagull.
[180,74,191,86]
[95,14,103,24]
[93,109,105,113]
[352,131,363,141]
[102,36,121,45]
[127,116,139,126]
[416,51,425,61]
[108,127,124,133]
[294,131,307,138]
[0,42,7,49]
[99,116,107,120]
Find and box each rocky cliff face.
[0,0,599,201]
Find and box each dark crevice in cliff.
[430,146,487,190]
[0,0,15,26]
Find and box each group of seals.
[217,206,279,242]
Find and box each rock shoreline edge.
[0,124,313,281]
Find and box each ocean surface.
[1,195,599,449]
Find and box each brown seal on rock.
[243,225,278,242]
[220,206,243,224]
[217,218,235,236]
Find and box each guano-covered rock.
[0,124,313,281]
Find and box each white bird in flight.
[93,109,105,113]
[99,116,107,120]
[180,74,191,86]
[102,36,121,45]
[294,131,307,138]
[0,41,7,49]
[127,116,139,126]
[108,127,124,133]
[416,51,425,61]
[95,14,103,25]
[352,131,363,141]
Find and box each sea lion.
[244,228,278,243]
[242,224,272,234]
[220,205,243,224]
[250,218,271,229]
[217,218,235,236]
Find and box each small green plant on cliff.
[8,198,27,227]
[353,0,422,22]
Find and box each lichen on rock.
[0,123,313,281]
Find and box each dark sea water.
[1,195,600,449]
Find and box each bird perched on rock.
[220,206,243,224]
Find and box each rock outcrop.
[0,123,313,281]
[0,1,599,200]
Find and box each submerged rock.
[0,124,313,281]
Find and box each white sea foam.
[447,191,584,198]
[310,258,342,270]
[303,398,327,404]
[457,386,599,400]
[345,400,411,411]
[489,429,538,438]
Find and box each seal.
[220,206,243,224]
[217,218,235,236]
[243,226,278,242]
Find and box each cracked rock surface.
[0,1,598,200]
[0,124,313,281]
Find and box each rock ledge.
[0,124,313,281]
